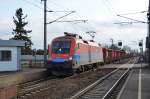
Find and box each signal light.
[139,42,142,47]
[118,42,122,46]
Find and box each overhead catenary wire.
[118,11,147,16]
[47,11,76,24]
[117,15,147,23]
[101,0,118,17]
[51,0,98,36]
[22,0,43,10]
[114,21,144,25]
[46,1,92,33]
[23,0,87,31]
[102,0,147,26]
[21,0,58,19]
[22,0,74,22]
[105,0,118,16]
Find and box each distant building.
[0,40,24,71]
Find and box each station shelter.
[0,40,24,71]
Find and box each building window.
[0,50,11,61]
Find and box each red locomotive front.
[47,36,76,75]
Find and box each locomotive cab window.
[52,41,71,54]
[0,50,11,61]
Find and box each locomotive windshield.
[52,41,71,54]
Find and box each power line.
[114,21,141,25]
[23,0,62,18]
[105,0,118,15]
[101,0,116,16]
[22,0,43,10]
[32,0,43,4]
[22,0,71,21]
[48,0,70,10]
[47,11,76,24]
[47,0,93,32]
[28,0,97,38]
[101,0,147,26]
[117,15,147,23]
[118,11,147,16]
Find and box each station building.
[0,40,24,71]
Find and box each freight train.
[46,32,127,75]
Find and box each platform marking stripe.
[116,70,133,99]
[138,68,142,99]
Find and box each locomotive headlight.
[69,57,72,60]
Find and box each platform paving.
[0,68,46,87]
[117,64,150,99]
[0,68,46,99]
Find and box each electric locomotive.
[46,32,104,75]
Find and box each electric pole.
[146,0,150,67]
[147,0,150,66]
[41,0,47,66]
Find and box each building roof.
[0,40,25,47]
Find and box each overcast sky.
[0,0,148,50]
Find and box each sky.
[0,0,148,51]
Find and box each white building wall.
[0,47,18,71]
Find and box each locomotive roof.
[52,32,102,47]
[53,35,101,47]
[51,35,125,52]
[75,37,101,47]
[52,34,125,53]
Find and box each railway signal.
[118,41,122,46]
[139,42,143,47]
[139,40,144,55]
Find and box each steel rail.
[69,68,120,99]
[102,68,130,99]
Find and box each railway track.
[13,58,136,99]
[18,76,56,90]
[12,75,58,99]
[14,69,114,99]
[14,70,93,99]
[70,68,130,99]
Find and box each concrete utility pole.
[147,0,150,65]
[41,0,47,66]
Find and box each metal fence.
[21,55,47,68]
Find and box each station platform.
[0,68,46,87]
[0,68,46,99]
[116,64,150,99]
